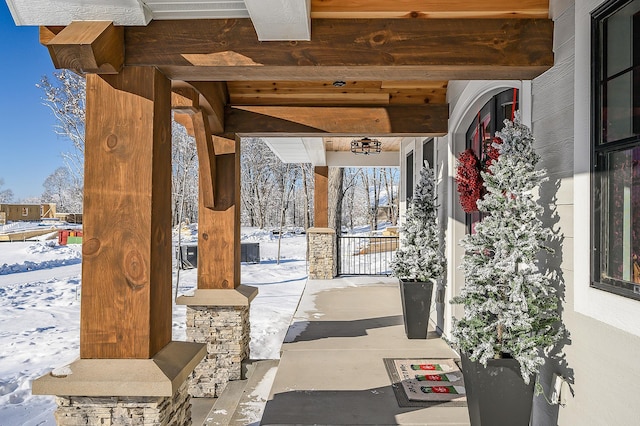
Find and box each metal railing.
[338,235,398,276]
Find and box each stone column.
[32,342,206,426]
[177,286,258,397]
[307,227,337,279]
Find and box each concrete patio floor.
[260,276,471,425]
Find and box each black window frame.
[406,151,414,201]
[423,138,434,170]
[591,0,640,300]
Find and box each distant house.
[0,204,43,222]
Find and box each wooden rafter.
[310,0,550,19]
[124,18,553,81]
[223,105,449,137]
[226,80,448,106]
[40,21,123,74]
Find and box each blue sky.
[0,2,73,201]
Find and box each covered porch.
[200,276,467,425]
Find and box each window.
[464,88,519,233]
[21,207,28,217]
[406,151,414,201]
[423,139,434,169]
[592,0,640,300]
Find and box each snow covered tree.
[0,179,14,203]
[391,163,445,282]
[451,114,562,383]
[42,167,82,213]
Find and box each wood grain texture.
[188,81,228,134]
[81,66,172,359]
[44,21,124,74]
[197,137,241,289]
[226,80,447,106]
[310,0,549,19]
[124,18,553,81]
[224,104,448,136]
[314,166,329,228]
[192,110,217,210]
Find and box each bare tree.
[42,167,82,213]
[171,122,199,225]
[37,70,86,206]
[299,164,312,229]
[0,179,14,203]
[241,138,280,228]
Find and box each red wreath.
[456,149,483,213]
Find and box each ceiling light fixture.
[351,137,382,155]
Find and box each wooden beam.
[310,0,550,19]
[213,136,237,155]
[42,21,124,74]
[192,111,217,210]
[223,105,448,137]
[124,18,553,81]
[197,137,241,289]
[314,166,329,228]
[171,87,200,113]
[188,82,228,134]
[174,112,195,137]
[81,66,172,359]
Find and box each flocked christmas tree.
[392,163,446,282]
[451,113,562,383]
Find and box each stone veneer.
[307,227,336,279]
[31,342,206,426]
[54,381,190,425]
[186,305,250,397]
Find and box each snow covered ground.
[0,224,308,425]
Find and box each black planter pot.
[460,353,535,426]
[399,279,434,339]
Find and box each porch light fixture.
[351,137,382,155]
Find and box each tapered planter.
[460,353,535,426]
[399,279,434,339]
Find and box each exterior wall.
[0,204,41,221]
[307,228,336,279]
[546,0,640,424]
[435,1,640,424]
[54,382,191,426]
[186,305,250,397]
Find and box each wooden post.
[314,166,329,228]
[197,136,241,289]
[81,66,172,359]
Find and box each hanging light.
[350,137,382,155]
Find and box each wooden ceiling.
[40,1,553,140]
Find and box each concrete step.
[202,380,248,426]
[229,359,280,426]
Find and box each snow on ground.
[0,224,308,426]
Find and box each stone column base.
[177,285,258,397]
[32,341,206,425]
[307,227,336,279]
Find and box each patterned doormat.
[383,358,467,407]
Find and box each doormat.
[383,358,467,408]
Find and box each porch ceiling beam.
[40,21,123,74]
[222,105,448,137]
[124,18,553,81]
[310,0,550,19]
